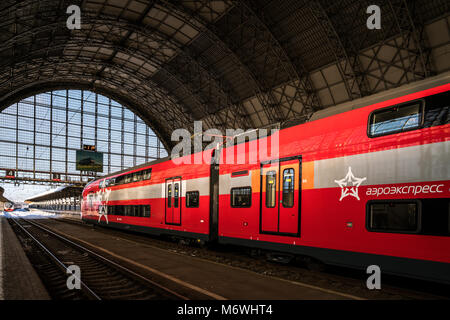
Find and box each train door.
[278,159,300,234]
[165,178,182,225]
[260,156,301,236]
[261,162,279,233]
[165,180,173,224]
[172,178,181,224]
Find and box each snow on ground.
[0,209,57,219]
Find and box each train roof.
[85,72,450,189]
[86,156,172,187]
[309,71,450,122]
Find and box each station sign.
[76,150,103,172]
[5,170,15,179]
[83,144,96,152]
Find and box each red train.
[82,81,450,284]
[3,202,14,212]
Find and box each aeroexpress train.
[3,202,15,212]
[82,77,450,284]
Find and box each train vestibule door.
[261,162,279,233]
[260,157,301,236]
[172,178,181,224]
[165,178,181,225]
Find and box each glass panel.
[186,191,199,208]
[231,187,252,208]
[370,102,421,136]
[167,184,172,208]
[143,206,151,218]
[423,91,450,127]
[133,171,142,182]
[174,183,179,208]
[0,90,168,185]
[143,169,152,180]
[282,168,295,208]
[369,202,418,232]
[266,171,277,208]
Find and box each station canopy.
[26,185,84,203]
[0,0,448,148]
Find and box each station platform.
[37,215,360,300]
[0,216,50,299]
[36,209,81,217]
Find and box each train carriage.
[3,202,15,212]
[82,80,450,284]
[82,153,216,241]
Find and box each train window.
[369,101,423,137]
[266,171,277,208]
[88,194,94,209]
[231,187,252,208]
[282,168,295,208]
[167,184,172,208]
[133,171,142,182]
[124,174,132,184]
[107,205,150,218]
[420,198,450,236]
[99,180,105,189]
[115,175,125,185]
[423,91,450,127]
[143,205,151,218]
[174,183,180,208]
[143,169,152,180]
[186,191,199,208]
[232,170,249,177]
[367,201,419,233]
[108,178,115,186]
[124,205,132,216]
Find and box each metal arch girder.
[159,0,281,127]
[308,0,370,100]
[240,0,322,122]
[91,0,158,77]
[387,0,432,79]
[1,1,256,130]
[0,47,187,118]
[205,1,317,123]
[0,54,193,148]
[0,78,176,151]
[0,39,198,131]
[75,10,248,129]
[171,0,316,126]
[0,5,247,131]
[75,13,248,130]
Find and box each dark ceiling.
[0,0,449,148]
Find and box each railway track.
[8,215,189,300]
[48,213,450,300]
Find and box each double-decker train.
[82,79,450,284]
[3,202,15,212]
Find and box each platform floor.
[0,216,50,299]
[36,214,360,300]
